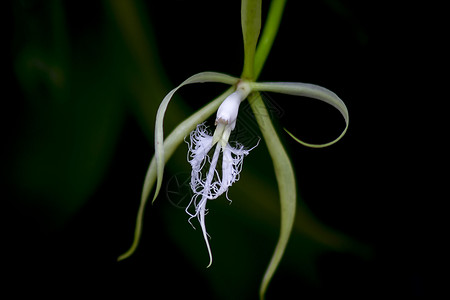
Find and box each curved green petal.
[250,81,349,148]
[118,87,235,261]
[154,72,239,203]
[248,92,296,299]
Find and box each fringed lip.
[186,123,255,267]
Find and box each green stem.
[254,0,287,79]
[241,0,287,80]
[247,1,290,298]
[241,0,262,80]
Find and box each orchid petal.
[251,81,349,148]
[154,72,239,203]
[248,92,297,299]
[118,87,235,261]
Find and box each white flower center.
[212,81,251,148]
[185,82,254,267]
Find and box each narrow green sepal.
[251,81,349,148]
[118,82,236,261]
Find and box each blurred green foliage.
[13,0,123,225]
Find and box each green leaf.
[251,81,349,147]
[118,86,235,261]
[248,92,297,299]
[154,72,239,204]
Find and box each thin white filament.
[186,124,254,267]
[194,142,221,267]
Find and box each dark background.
[4,0,439,298]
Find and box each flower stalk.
[241,0,261,79]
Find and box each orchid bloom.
[185,81,256,267]
[118,0,350,298]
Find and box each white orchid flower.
[118,0,350,298]
[185,82,255,267]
